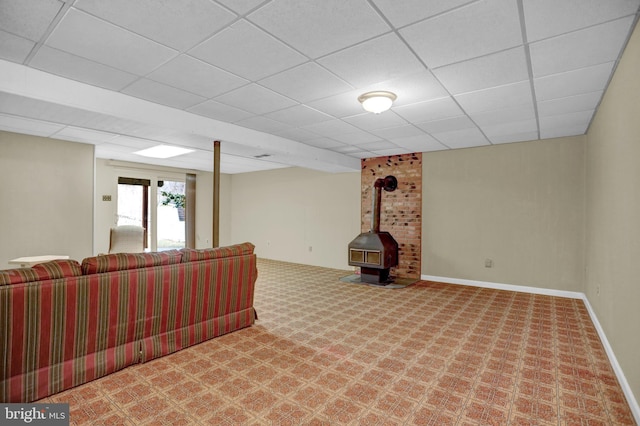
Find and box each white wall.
[0,131,94,268]
[230,167,360,270]
[422,137,586,292]
[585,19,640,408]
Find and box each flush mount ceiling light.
[358,91,397,114]
[134,145,194,158]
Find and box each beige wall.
[585,19,640,406]
[0,131,94,268]
[230,167,360,270]
[422,137,586,292]
[94,159,231,254]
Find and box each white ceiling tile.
[265,105,334,127]
[235,116,291,133]
[330,130,381,145]
[30,45,138,91]
[356,140,399,151]
[363,71,450,107]
[455,81,533,114]
[52,126,118,143]
[344,111,408,131]
[303,138,345,149]
[393,97,463,124]
[0,30,35,62]
[75,0,236,51]
[370,124,425,140]
[330,144,364,154]
[219,140,275,158]
[537,91,603,117]
[433,47,530,95]
[307,71,449,118]
[46,8,177,75]
[371,147,411,156]
[80,116,164,139]
[530,16,635,77]
[318,33,425,87]
[371,0,476,28]
[480,119,538,138]
[100,136,154,150]
[393,134,448,152]
[248,0,390,58]
[534,62,614,101]
[0,0,635,173]
[122,78,207,109]
[0,0,63,41]
[416,115,475,134]
[0,92,101,127]
[189,20,307,81]
[302,119,361,137]
[0,113,65,136]
[347,151,375,159]
[470,103,536,127]
[186,99,254,122]
[539,109,594,131]
[259,62,353,103]
[433,127,490,149]
[489,131,539,144]
[213,84,297,115]
[523,0,640,42]
[306,89,366,118]
[216,154,289,174]
[400,0,523,68]
[540,124,589,140]
[216,0,265,15]
[273,127,318,142]
[147,55,247,98]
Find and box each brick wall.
[361,153,422,279]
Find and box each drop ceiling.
[0,0,638,174]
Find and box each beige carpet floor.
[39,258,636,425]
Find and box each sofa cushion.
[0,259,82,285]
[81,250,183,275]
[180,242,255,263]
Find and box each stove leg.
[360,267,390,284]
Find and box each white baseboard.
[421,274,584,299]
[580,296,640,424]
[421,274,640,423]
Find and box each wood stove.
[348,175,399,284]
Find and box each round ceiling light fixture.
[358,91,397,114]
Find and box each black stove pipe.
[370,175,397,233]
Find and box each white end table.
[8,255,70,268]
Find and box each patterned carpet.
[40,258,636,425]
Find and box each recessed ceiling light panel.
[134,145,195,159]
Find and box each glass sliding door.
[117,177,150,249]
[116,175,189,252]
[157,180,186,251]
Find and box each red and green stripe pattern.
[0,244,257,402]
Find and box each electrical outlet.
[102,195,112,201]
[485,258,493,268]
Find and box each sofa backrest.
[0,260,82,285]
[81,250,183,275]
[180,242,255,262]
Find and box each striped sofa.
[0,242,258,403]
